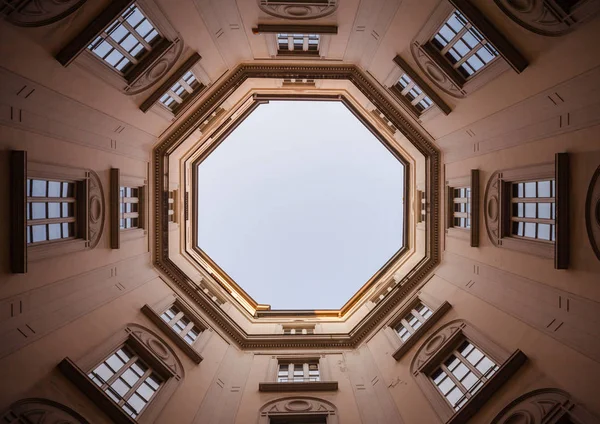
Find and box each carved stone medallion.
[2,398,90,423]
[88,170,104,249]
[258,0,338,20]
[4,0,88,27]
[411,43,466,99]
[491,388,599,423]
[484,171,502,246]
[585,165,600,261]
[125,39,184,95]
[128,324,184,378]
[494,0,600,36]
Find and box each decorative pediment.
[2,398,89,424]
[261,396,337,417]
[127,324,185,379]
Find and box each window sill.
[445,349,527,424]
[258,381,338,392]
[393,301,451,361]
[141,305,203,364]
[58,357,137,424]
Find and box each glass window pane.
[476,357,496,376]
[93,363,114,383]
[110,378,129,397]
[48,181,61,197]
[465,347,484,366]
[524,222,536,238]
[538,180,551,197]
[48,202,61,218]
[31,180,46,197]
[446,386,463,406]
[48,223,61,240]
[524,182,536,197]
[122,369,140,386]
[127,393,146,413]
[525,203,536,218]
[146,374,161,390]
[538,203,552,219]
[136,382,155,401]
[105,50,124,66]
[109,24,128,43]
[106,354,125,372]
[31,203,46,219]
[538,223,551,240]
[461,371,478,390]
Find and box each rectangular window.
[87,4,161,74]
[88,345,163,419]
[283,327,314,335]
[395,302,433,342]
[431,10,499,79]
[26,179,77,245]
[452,187,471,228]
[510,179,555,242]
[160,305,202,345]
[159,70,203,112]
[119,186,141,230]
[277,361,320,382]
[430,340,498,412]
[277,33,320,54]
[396,74,434,113]
[168,190,177,223]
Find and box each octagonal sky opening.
[196,100,405,310]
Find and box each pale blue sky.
[197,101,404,309]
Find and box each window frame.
[254,24,336,58]
[387,293,451,360]
[259,355,338,392]
[58,324,184,424]
[411,320,527,424]
[389,55,451,118]
[10,151,105,273]
[484,154,569,268]
[411,0,527,98]
[141,294,211,364]
[110,168,146,249]
[56,0,182,95]
[140,52,209,117]
[446,170,480,247]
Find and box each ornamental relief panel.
[127,324,184,379]
[411,320,466,374]
[258,0,338,20]
[259,397,338,424]
[125,39,184,95]
[484,171,502,246]
[411,43,465,99]
[2,398,90,423]
[586,165,600,261]
[1,0,87,27]
[88,170,104,249]
[494,0,600,36]
[491,388,599,423]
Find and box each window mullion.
[400,319,415,334]
[121,20,152,51]
[105,37,138,65]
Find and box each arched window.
[411,320,527,424]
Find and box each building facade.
[1,0,600,423]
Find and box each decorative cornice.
[152,63,441,350]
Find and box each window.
[395,302,433,342]
[510,180,555,242]
[277,33,320,55]
[484,155,568,267]
[395,74,434,113]
[158,70,203,113]
[390,297,451,361]
[26,179,77,245]
[411,320,527,424]
[88,345,163,419]
[119,186,140,229]
[58,324,184,424]
[141,296,207,364]
[447,170,480,247]
[277,361,320,382]
[87,4,161,75]
[411,0,527,98]
[418,190,426,223]
[56,0,183,95]
[431,10,499,79]
[283,327,314,335]
[168,190,177,223]
[431,340,498,411]
[451,187,471,229]
[160,305,202,345]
